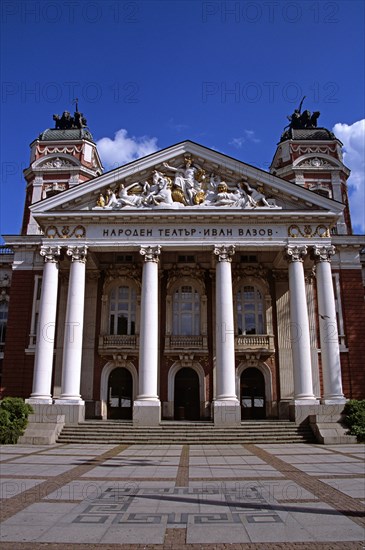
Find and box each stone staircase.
[57,420,316,444]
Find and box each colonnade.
[28,242,345,425]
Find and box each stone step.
[57,421,315,444]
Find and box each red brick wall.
[2,270,39,397]
[340,269,365,399]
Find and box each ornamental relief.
[288,224,330,238]
[45,225,86,239]
[291,144,337,155]
[104,265,142,288]
[234,264,269,281]
[39,157,75,169]
[37,145,82,155]
[93,155,280,211]
[166,265,206,289]
[297,157,333,168]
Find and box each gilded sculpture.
[94,156,279,210]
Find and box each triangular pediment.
[31,141,344,221]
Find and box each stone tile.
[0,463,75,476]
[12,455,89,465]
[0,454,19,461]
[243,514,316,543]
[0,478,46,499]
[4,503,78,525]
[278,453,360,464]
[258,444,332,455]
[187,524,250,544]
[100,525,166,544]
[319,477,365,499]
[0,445,53,454]
[0,524,51,542]
[36,524,110,543]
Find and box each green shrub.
[343,400,365,441]
[0,397,33,444]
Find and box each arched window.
[109,286,136,335]
[173,285,200,335]
[236,285,264,335]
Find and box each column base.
[26,397,53,405]
[54,399,85,405]
[133,400,161,426]
[213,400,240,426]
[321,397,347,405]
[292,398,320,406]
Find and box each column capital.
[214,245,235,262]
[311,244,335,263]
[140,245,161,263]
[66,245,88,263]
[40,245,61,263]
[285,245,307,263]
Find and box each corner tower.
[21,107,103,235]
[270,103,351,235]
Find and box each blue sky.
[1,0,364,235]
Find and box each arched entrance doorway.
[107,368,133,419]
[240,367,266,420]
[174,367,200,421]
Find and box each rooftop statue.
[53,100,88,130]
[285,96,320,131]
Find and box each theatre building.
[1,109,365,433]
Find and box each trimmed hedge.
[343,400,365,442]
[0,397,33,444]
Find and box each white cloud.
[96,129,159,170]
[229,129,261,148]
[333,119,365,233]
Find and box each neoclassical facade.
[1,109,365,427]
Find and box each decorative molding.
[45,225,86,239]
[139,245,161,263]
[288,224,330,238]
[167,265,206,288]
[40,245,61,263]
[214,245,235,262]
[304,268,316,283]
[37,145,83,155]
[66,245,88,263]
[291,144,338,155]
[285,245,308,263]
[272,270,288,282]
[297,157,334,168]
[104,265,142,288]
[39,157,74,168]
[311,244,336,263]
[234,264,269,280]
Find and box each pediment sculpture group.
[94,156,279,210]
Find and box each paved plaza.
[0,442,364,549]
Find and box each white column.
[56,245,87,404]
[285,245,318,403]
[213,245,240,426]
[28,245,60,403]
[133,245,161,425]
[312,245,345,403]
